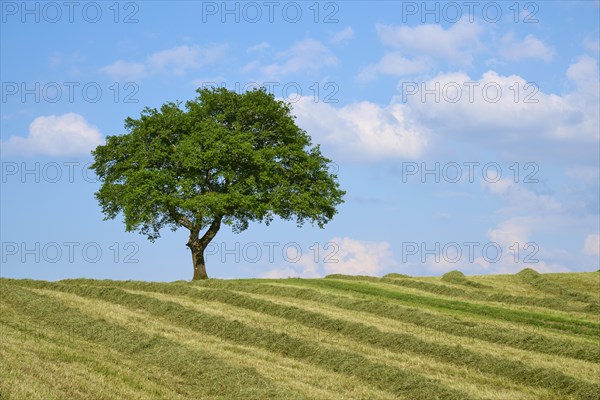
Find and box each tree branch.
[199,215,223,248]
[168,208,193,230]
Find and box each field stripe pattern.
[1,271,599,399]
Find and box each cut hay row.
[517,269,600,312]
[359,275,593,315]
[14,279,599,399]
[1,271,598,400]
[288,278,600,338]
[225,287,600,385]
[1,283,297,400]
[133,289,555,400]
[2,282,471,400]
[35,288,399,400]
[41,277,600,361]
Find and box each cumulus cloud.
[357,53,429,81]
[487,218,533,248]
[260,237,396,278]
[499,33,554,62]
[478,189,597,273]
[375,18,483,64]
[481,218,570,274]
[400,62,599,145]
[246,41,270,53]
[323,237,397,276]
[565,166,600,185]
[481,180,562,213]
[359,18,482,81]
[299,57,598,163]
[566,55,600,98]
[584,234,600,256]
[101,44,228,80]
[245,38,338,78]
[1,113,102,157]
[261,258,320,279]
[330,27,355,44]
[480,178,514,195]
[292,97,427,161]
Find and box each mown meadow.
[1,269,599,399]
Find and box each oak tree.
[90,87,345,279]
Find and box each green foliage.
[90,87,344,240]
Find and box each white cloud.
[300,57,598,163]
[499,33,554,62]
[260,237,396,278]
[480,178,514,194]
[323,237,397,276]
[401,64,599,145]
[101,60,146,81]
[375,18,483,64]
[357,53,429,81]
[260,252,321,279]
[101,44,228,80]
[484,218,572,274]
[330,27,355,45]
[241,60,261,74]
[565,166,600,185]
[584,37,600,55]
[488,218,532,248]
[566,55,600,97]
[482,180,562,213]
[247,42,270,53]
[1,113,102,157]
[359,18,482,81]
[293,97,427,161]
[584,234,600,256]
[246,38,338,78]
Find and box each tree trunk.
[187,216,222,280]
[190,244,208,280]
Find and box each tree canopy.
[90,87,345,279]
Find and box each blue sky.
[1,1,599,281]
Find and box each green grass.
[1,270,599,399]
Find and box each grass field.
[1,269,599,399]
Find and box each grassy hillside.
[1,269,599,399]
